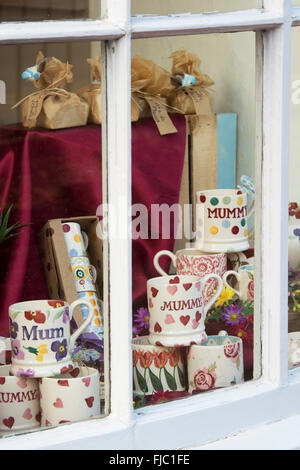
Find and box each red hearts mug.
[147,274,223,347]
[154,248,227,305]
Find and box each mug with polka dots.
[70,256,97,292]
[62,222,89,258]
[195,189,253,253]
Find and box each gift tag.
[185,87,212,115]
[144,95,178,136]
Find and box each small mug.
[62,222,89,257]
[70,256,97,292]
[39,366,100,427]
[0,337,11,365]
[0,365,40,433]
[188,331,244,394]
[9,299,94,377]
[195,189,253,253]
[147,274,223,347]
[132,336,187,396]
[154,248,227,305]
[288,332,300,369]
[223,264,254,302]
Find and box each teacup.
[195,189,253,253]
[223,264,254,301]
[132,336,187,396]
[153,248,227,305]
[147,274,223,347]
[39,366,100,426]
[187,332,244,394]
[0,365,40,433]
[9,299,94,377]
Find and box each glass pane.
[131,32,258,409]
[289,27,300,370]
[0,41,108,436]
[132,0,261,15]
[0,0,101,21]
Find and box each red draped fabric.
[0,116,187,337]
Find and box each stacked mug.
[133,189,254,398]
[62,222,104,339]
[1,298,100,433]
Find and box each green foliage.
[0,205,28,245]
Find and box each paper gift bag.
[13,51,89,129]
[167,49,214,116]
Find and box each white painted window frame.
[0,0,299,450]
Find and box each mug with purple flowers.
[9,299,94,378]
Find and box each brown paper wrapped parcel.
[77,54,179,135]
[167,49,214,116]
[13,52,89,129]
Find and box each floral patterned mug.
[187,331,244,394]
[222,265,254,302]
[132,336,187,396]
[9,299,94,378]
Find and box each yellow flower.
[215,286,235,307]
[36,344,48,363]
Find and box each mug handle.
[82,231,89,250]
[69,299,94,350]
[223,270,242,298]
[88,264,97,281]
[153,250,176,276]
[203,274,224,316]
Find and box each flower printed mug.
[187,331,244,394]
[70,257,97,292]
[195,189,253,253]
[223,265,254,302]
[9,299,94,377]
[153,248,227,305]
[132,336,186,396]
[147,274,223,347]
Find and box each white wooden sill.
[1,371,300,450]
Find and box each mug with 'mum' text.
[9,299,94,378]
[147,274,223,347]
[195,189,253,253]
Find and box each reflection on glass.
[0,0,101,21]
[0,41,106,436]
[132,0,261,15]
[131,32,257,410]
[289,27,300,370]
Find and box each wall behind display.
[132,31,256,185]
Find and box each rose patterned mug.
[223,265,254,302]
[147,274,223,347]
[9,299,94,377]
[187,331,244,394]
[153,248,227,305]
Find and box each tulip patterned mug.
[9,299,94,377]
[132,336,187,396]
